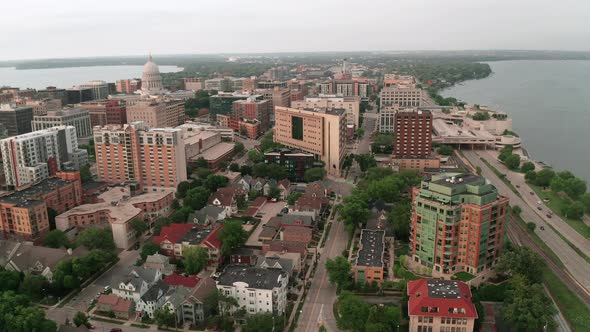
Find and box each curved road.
[463,150,590,292]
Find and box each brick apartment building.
[353,229,385,286]
[81,99,127,127]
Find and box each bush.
[526,222,536,231]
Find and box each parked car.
[537,206,542,211]
[110,329,123,332]
[540,226,545,231]
[546,213,552,218]
[530,191,534,195]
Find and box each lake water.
[442,60,590,184]
[0,65,182,90]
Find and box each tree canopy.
[496,247,544,284]
[304,167,326,183]
[43,230,70,248]
[140,241,161,261]
[325,256,352,292]
[217,220,248,256]
[501,275,556,332]
[130,218,148,240]
[243,312,284,332]
[183,246,209,275]
[76,228,115,251]
[0,291,57,332]
[336,292,371,332]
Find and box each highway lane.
[463,150,590,291]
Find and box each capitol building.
[141,54,165,96]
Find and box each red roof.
[163,273,201,288]
[407,279,478,319]
[251,196,267,208]
[202,225,222,249]
[111,298,133,312]
[153,224,194,245]
[97,294,119,305]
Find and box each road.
[47,250,141,327]
[348,112,378,181]
[295,204,349,332]
[463,150,590,292]
[479,150,590,255]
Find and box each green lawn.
[542,265,590,331]
[529,184,590,239]
[452,272,475,282]
[393,261,420,280]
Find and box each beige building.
[24,99,61,116]
[273,106,346,176]
[183,78,204,91]
[126,99,185,129]
[94,122,187,190]
[32,108,93,139]
[292,95,360,129]
[380,83,423,108]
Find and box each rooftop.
[194,142,234,161]
[356,229,385,267]
[430,173,483,188]
[407,279,478,318]
[0,176,77,208]
[217,265,287,290]
[163,274,201,288]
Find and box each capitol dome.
[141,54,164,95]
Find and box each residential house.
[144,253,176,276]
[255,255,294,276]
[235,175,252,192]
[163,274,200,288]
[111,267,162,302]
[216,266,289,315]
[277,179,291,200]
[208,187,247,217]
[294,194,329,219]
[261,240,307,257]
[281,227,313,246]
[96,294,135,319]
[188,205,227,227]
[262,179,277,197]
[136,280,170,318]
[177,277,217,325]
[264,251,303,275]
[4,242,88,282]
[249,178,266,194]
[230,247,259,266]
[153,224,223,267]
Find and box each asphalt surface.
[463,150,590,292]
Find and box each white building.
[0,126,88,188]
[112,267,162,303]
[292,94,361,129]
[141,54,165,96]
[216,266,288,315]
[379,84,423,108]
[32,108,93,139]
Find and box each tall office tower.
[394,109,432,158]
[232,98,271,131]
[126,99,184,128]
[379,75,423,108]
[93,122,187,190]
[0,126,88,189]
[32,108,93,139]
[410,173,509,276]
[0,104,33,137]
[80,80,110,100]
[273,106,346,177]
[292,95,361,129]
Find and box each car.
[537,206,542,211]
[530,191,534,195]
[104,285,111,292]
[110,329,123,332]
[546,214,552,218]
[516,185,520,188]
[281,207,289,214]
[270,198,278,202]
[540,226,545,230]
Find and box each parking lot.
[65,249,140,312]
[245,201,286,247]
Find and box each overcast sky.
[2,0,590,61]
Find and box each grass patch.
[320,222,332,248]
[131,323,150,329]
[480,158,521,198]
[542,265,590,331]
[393,261,420,280]
[529,184,590,239]
[452,272,475,282]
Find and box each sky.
[2,0,590,61]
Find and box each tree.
[520,162,535,173]
[564,177,587,199]
[342,154,355,170]
[183,187,211,211]
[205,174,229,192]
[524,170,536,183]
[196,167,212,179]
[472,111,490,120]
[240,165,252,175]
[504,154,521,170]
[563,201,584,220]
[195,157,209,169]
[19,274,48,301]
[498,145,513,162]
[218,293,239,316]
[325,256,352,292]
[534,169,555,187]
[287,192,303,206]
[43,230,70,248]
[339,194,371,233]
[356,128,365,138]
[0,268,22,291]
[73,311,90,328]
[248,149,264,163]
[252,163,288,180]
[336,292,370,332]
[0,291,57,332]
[76,228,115,251]
[243,312,284,332]
[234,142,245,154]
[303,167,326,183]
[217,219,248,256]
[512,205,522,216]
[80,165,93,183]
[501,275,556,332]
[183,246,208,275]
[437,145,454,156]
[229,163,240,172]
[354,154,377,172]
[176,181,191,198]
[496,247,544,284]
[154,307,176,328]
[130,218,148,240]
[476,166,482,175]
[580,193,590,214]
[140,241,161,261]
[267,187,281,199]
[388,201,411,241]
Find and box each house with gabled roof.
[111,266,162,302]
[136,280,170,318]
[153,224,223,267]
[188,205,227,226]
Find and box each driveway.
[245,201,286,247]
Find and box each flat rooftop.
[0,177,75,208]
[430,174,483,188]
[193,142,234,161]
[217,265,286,290]
[427,280,462,299]
[356,229,385,267]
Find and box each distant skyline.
[2,0,590,61]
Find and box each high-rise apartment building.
[116,79,141,94]
[32,108,93,139]
[0,104,33,137]
[209,92,262,120]
[292,95,360,129]
[126,99,185,128]
[80,80,110,100]
[410,174,509,276]
[379,106,397,133]
[380,75,423,108]
[394,109,432,158]
[0,126,88,189]
[93,122,187,190]
[183,78,203,91]
[81,99,127,127]
[232,98,271,131]
[319,79,372,100]
[273,106,346,177]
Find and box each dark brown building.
[393,109,432,158]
